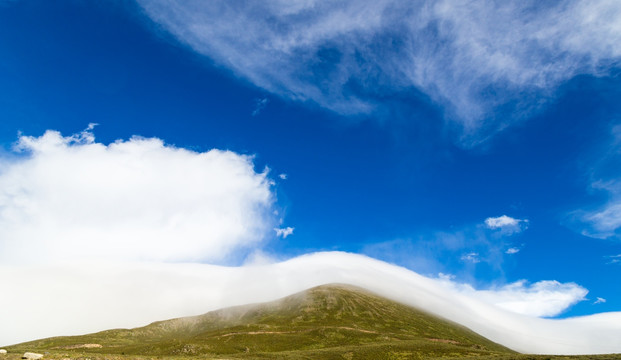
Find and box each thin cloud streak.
[252,97,269,116]
[362,216,528,276]
[1,252,620,354]
[138,0,621,140]
[461,252,480,264]
[575,125,621,239]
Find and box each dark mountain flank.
[6,284,577,359]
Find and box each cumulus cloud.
[0,128,276,264]
[278,173,287,180]
[485,215,523,229]
[274,226,294,238]
[505,247,521,254]
[485,215,528,235]
[2,252,620,354]
[1,129,619,355]
[137,0,621,138]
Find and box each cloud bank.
[0,127,275,264]
[1,252,620,354]
[138,0,621,137]
[436,276,587,317]
[1,129,618,354]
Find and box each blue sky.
[1,0,621,330]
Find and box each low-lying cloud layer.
[437,276,587,317]
[0,127,275,264]
[1,129,618,354]
[1,252,619,354]
[138,0,621,137]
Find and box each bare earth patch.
[427,338,460,345]
[55,344,102,350]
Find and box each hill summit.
[9,284,514,359]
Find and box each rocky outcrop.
[21,352,43,360]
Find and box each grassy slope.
[5,284,621,359]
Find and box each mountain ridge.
[7,283,518,359]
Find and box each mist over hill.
[5,284,515,359]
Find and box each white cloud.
[594,297,607,304]
[581,192,621,239]
[606,254,621,264]
[460,252,480,263]
[485,215,520,228]
[505,247,520,254]
[243,249,279,266]
[274,226,294,238]
[363,221,527,276]
[1,129,619,355]
[0,128,276,264]
[436,277,588,318]
[485,215,528,234]
[2,252,620,355]
[278,173,287,180]
[252,97,269,116]
[576,126,621,239]
[137,0,621,138]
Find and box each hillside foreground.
[4,284,621,360]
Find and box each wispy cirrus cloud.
[138,0,621,141]
[606,254,621,264]
[574,125,621,239]
[461,252,480,264]
[363,215,528,276]
[252,97,269,116]
[579,181,621,239]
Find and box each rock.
[22,352,43,360]
[0,349,7,355]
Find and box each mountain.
[6,284,519,359]
[7,284,621,359]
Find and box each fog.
[2,252,620,355]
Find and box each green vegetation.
[5,284,621,359]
